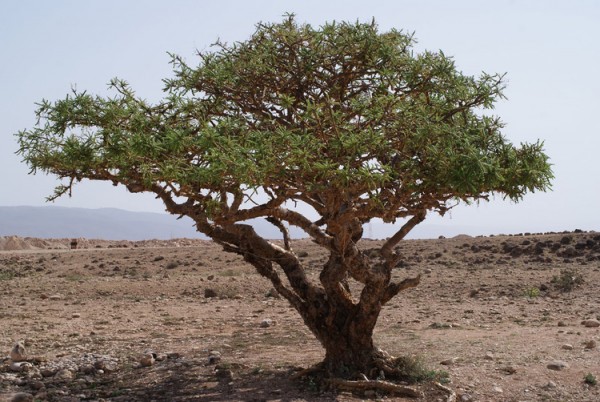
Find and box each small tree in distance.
[17,16,552,393]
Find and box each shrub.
[552,268,584,292]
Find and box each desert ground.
[1,231,600,402]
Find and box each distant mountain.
[0,206,206,240]
[0,205,487,241]
[0,206,314,241]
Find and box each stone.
[54,368,75,381]
[10,341,26,362]
[492,386,503,393]
[260,319,273,328]
[80,364,95,375]
[484,351,494,360]
[582,319,600,328]
[204,288,217,298]
[440,357,458,366]
[265,288,280,298]
[558,321,567,327]
[48,294,63,300]
[562,344,573,350]
[40,368,58,377]
[30,380,45,390]
[71,313,81,318]
[94,359,117,373]
[543,380,557,389]
[584,340,597,349]
[547,360,569,371]
[208,351,221,364]
[10,361,32,372]
[216,367,234,382]
[140,353,155,367]
[167,352,182,359]
[9,393,33,402]
[499,365,517,375]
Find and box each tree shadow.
[95,361,334,402]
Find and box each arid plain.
[1,231,599,401]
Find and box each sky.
[1,0,599,238]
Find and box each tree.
[17,15,552,390]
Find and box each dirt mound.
[0,236,52,251]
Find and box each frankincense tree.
[17,16,552,390]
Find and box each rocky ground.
[1,231,600,401]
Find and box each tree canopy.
[17,15,552,386]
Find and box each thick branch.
[381,274,421,305]
[380,210,427,266]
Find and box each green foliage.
[394,355,450,383]
[523,286,540,298]
[552,268,584,292]
[16,15,552,225]
[584,373,597,386]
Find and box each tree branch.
[266,216,292,251]
[380,210,427,267]
[381,274,421,304]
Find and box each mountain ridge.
[0,206,204,241]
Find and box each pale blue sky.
[1,0,599,238]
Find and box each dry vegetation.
[1,231,600,401]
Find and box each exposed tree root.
[434,381,457,402]
[291,351,456,400]
[289,362,325,380]
[327,378,423,398]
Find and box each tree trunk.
[321,328,378,378]
[304,297,383,379]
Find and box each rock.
[80,364,95,374]
[484,351,494,360]
[30,380,45,390]
[204,288,217,298]
[499,365,517,374]
[40,368,57,377]
[40,367,58,377]
[265,288,280,298]
[558,321,567,327]
[208,351,221,364]
[54,368,75,381]
[543,380,557,389]
[460,394,473,402]
[48,294,63,300]
[167,352,182,359]
[584,340,597,349]
[94,359,118,373]
[493,386,503,393]
[440,357,458,366]
[547,360,569,371]
[215,367,234,382]
[10,341,26,362]
[562,344,574,350]
[10,361,32,372]
[71,313,81,318]
[140,353,155,367]
[582,319,600,328]
[260,319,273,328]
[9,393,34,402]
